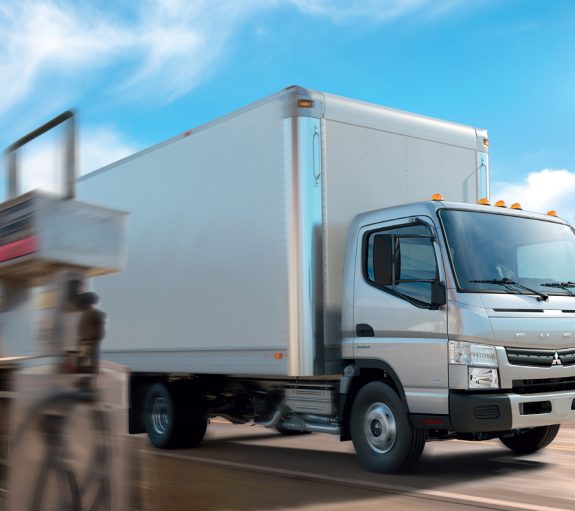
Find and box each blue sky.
[1,0,575,218]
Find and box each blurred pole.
[5,110,76,199]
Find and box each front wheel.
[500,425,560,454]
[350,382,425,473]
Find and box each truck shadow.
[411,444,546,478]
[134,429,555,511]
[200,434,547,483]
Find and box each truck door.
[353,217,449,415]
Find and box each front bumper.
[450,390,575,433]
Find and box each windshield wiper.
[540,282,575,295]
[470,278,549,302]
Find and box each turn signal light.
[477,198,490,205]
[510,203,522,210]
[274,352,284,360]
[494,200,506,207]
[482,138,489,147]
[547,210,558,217]
[431,193,444,201]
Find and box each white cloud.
[0,1,127,115]
[492,169,575,222]
[0,0,465,115]
[0,0,267,113]
[118,0,272,102]
[79,128,139,175]
[289,0,433,22]
[17,128,137,196]
[18,139,63,196]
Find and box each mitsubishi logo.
[552,352,562,366]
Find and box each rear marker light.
[423,418,445,426]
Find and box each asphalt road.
[133,422,575,511]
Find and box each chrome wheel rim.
[151,396,169,435]
[364,403,396,454]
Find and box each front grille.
[506,347,575,367]
[512,377,575,394]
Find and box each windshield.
[439,210,575,295]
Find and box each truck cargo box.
[78,86,488,377]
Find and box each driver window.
[366,222,439,305]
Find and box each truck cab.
[341,199,575,472]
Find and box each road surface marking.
[143,448,574,511]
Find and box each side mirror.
[431,280,447,308]
[373,235,393,286]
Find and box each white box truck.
[77,86,575,473]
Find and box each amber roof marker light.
[510,203,522,210]
[477,198,490,205]
[297,99,314,108]
[431,193,444,201]
[547,210,558,217]
[494,200,506,208]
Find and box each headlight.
[449,341,500,390]
[468,367,499,389]
[448,341,498,368]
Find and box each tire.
[500,425,560,454]
[350,381,426,473]
[144,383,208,449]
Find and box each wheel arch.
[340,359,407,441]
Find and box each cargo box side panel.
[321,111,479,361]
[78,97,290,375]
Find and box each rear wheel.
[500,425,560,454]
[350,382,425,473]
[145,383,208,449]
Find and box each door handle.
[356,323,374,337]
